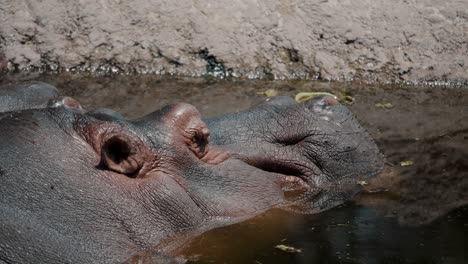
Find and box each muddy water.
[184,206,468,264]
[2,74,467,263]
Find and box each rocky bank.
[1,0,467,82]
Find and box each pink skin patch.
[324,96,339,106]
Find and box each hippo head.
[204,95,384,214]
[0,90,383,262]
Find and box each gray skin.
[204,96,384,213]
[0,85,384,263]
[0,81,83,113]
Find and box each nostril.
[323,96,339,106]
[302,94,340,108]
[312,95,339,106]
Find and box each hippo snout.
[205,95,384,213]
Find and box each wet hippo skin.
[0,81,82,113]
[0,82,384,263]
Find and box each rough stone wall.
[1,0,467,82]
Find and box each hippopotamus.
[0,81,82,112]
[0,82,384,263]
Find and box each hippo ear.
[162,103,210,158]
[48,96,83,112]
[78,123,146,176]
[100,133,145,176]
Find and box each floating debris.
[328,223,352,228]
[375,102,393,109]
[339,94,355,105]
[400,160,414,167]
[356,180,368,186]
[274,244,303,253]
[295,92,337,103]
[256,89,278,97]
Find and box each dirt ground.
[1,0,467,83]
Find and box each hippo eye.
[101,135,143,177]
[190,130,209,156]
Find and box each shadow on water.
[2,73,467,264]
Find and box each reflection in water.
[185,204,468,264]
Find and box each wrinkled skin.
[204,96,384,213]
[0,83,384,263]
